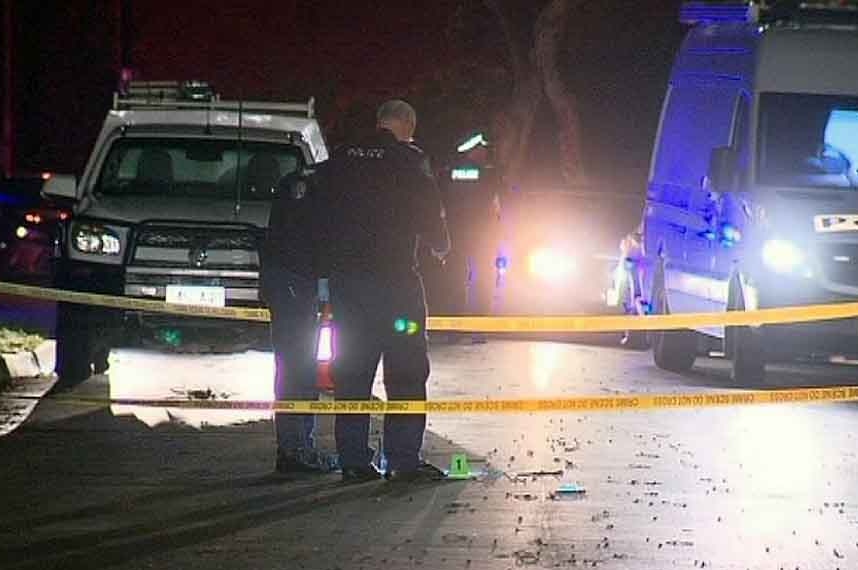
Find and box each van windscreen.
[758,92,858,190]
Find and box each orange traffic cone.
[315,301,335,393]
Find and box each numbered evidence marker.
[446,453,476,480]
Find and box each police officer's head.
[377,99,417,143]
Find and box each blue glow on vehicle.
[720,223,742,247]
[0,193,29,207]
[495,255,509,272]
[679,2,758,25]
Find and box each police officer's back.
[315,100,449,483]
[315,134,446,285]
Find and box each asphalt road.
[2,337,858,569]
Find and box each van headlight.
[528,247,576,282]
[762,239,805,274]
[72,223,125,258]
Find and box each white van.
[615,1,858,382]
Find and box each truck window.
[758,92,858,190]
[95,138,302,200]
[651,83,740,188]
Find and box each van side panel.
[644,24,758,322]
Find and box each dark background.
[1,0,683,192]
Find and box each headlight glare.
[762,239,804,274]
[528,248,576,282]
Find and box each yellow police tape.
[3,280,858,333]
[49,385,858,413]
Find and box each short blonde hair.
[377,99,417,127]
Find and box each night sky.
[4,0,683,190]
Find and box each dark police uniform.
[260,175,323,471]
[446,163,502,315]
[314,128,449,476]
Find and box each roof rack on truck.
[113,80,316,119]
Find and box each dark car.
[0,175,72,285]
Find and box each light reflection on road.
[528,342,565,392]
[108,349,275,428]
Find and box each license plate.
[165,285,226,308]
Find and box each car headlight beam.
[528,247,576,282]
[762,239,805,275]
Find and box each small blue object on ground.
[556,483,586,494]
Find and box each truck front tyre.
[651,286,697,373]
[54,303,95,389]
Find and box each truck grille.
[132,224,262,270]
[125,223,263,304]
[818,243,858,287]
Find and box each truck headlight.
[73,223,123,256]
[762,239,805,274]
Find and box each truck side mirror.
[42,174,78,200]
[706,147,737,192]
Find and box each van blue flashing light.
[721,223,742,247]
[679,2,759,25]
[451,167,481,182]
[457,133,488,154]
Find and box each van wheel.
[651,285,697,373]
[726,280,766,385]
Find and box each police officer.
[314,100,450,483]
[445,133,503,319]
[260,167,329,476]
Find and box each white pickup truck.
[43,80,329,384]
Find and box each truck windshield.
[95,138,302,200]
[758,92,858,190]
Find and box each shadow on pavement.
[0,398,471,570]
[677,356,858,392]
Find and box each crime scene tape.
[4,280,858,333]
[46,385,858,414]
[0,281,271,322]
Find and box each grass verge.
[0,327,44,354]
